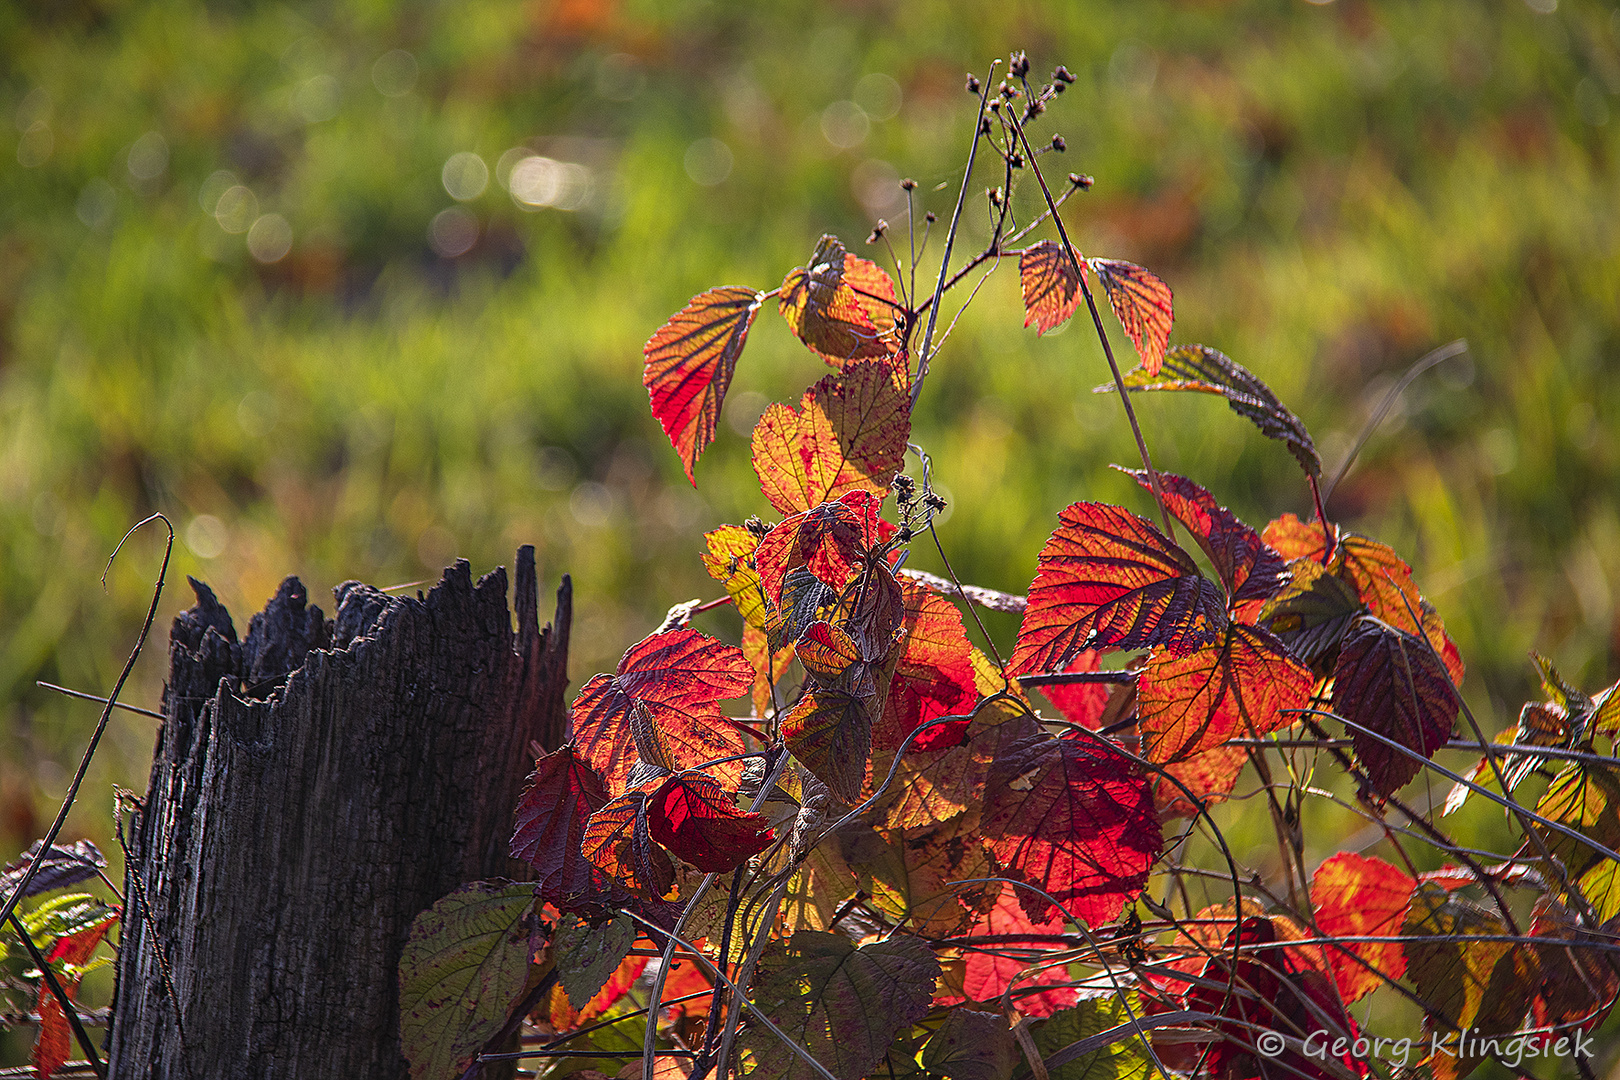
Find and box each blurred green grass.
[1,0,1618,1061]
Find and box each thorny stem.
[1005,110,1175,539]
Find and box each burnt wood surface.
[107,548,570,1079]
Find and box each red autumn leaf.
[1123,470,1287,611]
[1090,258,1172,376]
[1031,650,1110,731]
[778,234,902,364]
[582,786,675,899]
[740,623,793,718]
[32,912,115,1080]
[1114,343,1321,478]
[1136,623,1312,765]
[510,744,612,903]
[962,886,1079,1017]
[1154,743,1247,819]
[751,360,910,516]
[796,619,865,686]
[782,690,874,803]
[1010,501,1225,677]
[1263,514,1465,685]
[1018,240,1086,335]
[643,286,766,483]
[657,957,716,1019]
[1528,895,1620,1034]
[648,770,775,873]
[547,947,651,1030]
[570,628,753,794]
[754,489,889,604]
[1332,615,1458,796]
[879,581,980,752]
[981,732,1161,925]
[1311,852,1415,1004]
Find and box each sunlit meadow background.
[2,0,1618,1067]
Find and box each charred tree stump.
[107,547,570,1080]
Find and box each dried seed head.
[925,210,937,223]
[1051,134,1066,152]
[965,74,981,94]
[1010,51,1030,78]
[1053,65,1076,84]
[900,177,917,191]
[867,221,887,243]
[1069,172,1094,190]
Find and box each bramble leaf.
[1031,992,1154,1080]
[755,489,889,604]
[553,912,635,1009]
[1010,501,1225,677]
[648,770,775,872]
[922,1009,1017,1080]
[981,733,1160,925]
[857,818,992,939]
[0,839,106,901]
[782,690,873,803]
[643,286,766,482]
[1260,557,1364,668]
[744,930,940,1080]
[1154,743,1247,819]
[1121,470,1287,611]
[1528,895,1620,1035]
[1136,623,1311,765]
[1019,240,1086,335]
[1311,852,1415,1004]
[1112,344,1320,477]
[1532,760,1620,878]
[778,235,902,365]
[702,524,769,630]
[398,881,538,1080]
[1089,259,1172,376]
[880,693,1043,831]
[582,786,675,898]
[962,886,1078,1017]
[879,581,979,751]
[1031,651,1111,732]
[1402,882,1537,1080]
[1331,616,1458,796]
[751,360,910,516]
[30,907,115,1080]
[570,628,753,793]
[510,745,611,904]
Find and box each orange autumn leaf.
[1019,240,1086,335]
[582,785,674,898]
[750,360,909,516]
[644,286,767,483]
[1136,623,1312,765]
[1311,852,1415,1004]
[1090,258,1172,376]
[778,234,902,365]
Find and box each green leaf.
[1027,993,1153,1080]
[744,929,940,1080]
[1533,761,1620,877]
[554,912,635,1009]
[398,880,539,1080]
[921,1008,1016,1080]
[18,892,117,948]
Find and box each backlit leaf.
[510,745,611,905]
[1532,761,1620,878]
[880,580,980,751]
[778,234,901,365]
[582,786,675,898]
[398,881,538,1080]
[782,690,873,803]
[644,286,766,482]
[741,623,793,718]
[1113,344,1320,477]
[1136,623,1311,765]
[1031,992,1153,1080]
[1153,743,1247,820]
[647,770,775,873]
[0,839,105,901]
[1122,470,1287,610]
[1402,882,1537,1080]
[1260,557,1364,669]
[796,619,865,687]
[1331,616,1458,796]
[1528,895,1620,1034]
[570,628,753,793]
[1019,240,1086,335]
[1089,259,1172,376]
[702,524,769,630]
[880,693,1043,831]
[981,733,1160,925]
[1010,501,1225,677]
[751,360,910,516]
[553,913,635,1009]
[30,909,114,1080]
[755,489,889,604]
[858,818,992,939]
[962,886,1078,1017]
[1311,852,1415,1004]
[744,930,940,1080]
[1032,650,1111,732]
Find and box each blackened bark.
[107,548,570,1080]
